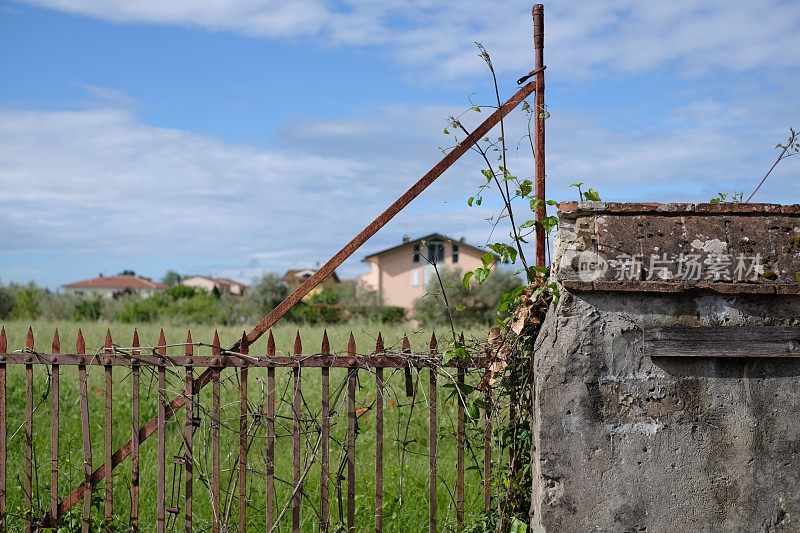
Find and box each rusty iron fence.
[0,326,498,532]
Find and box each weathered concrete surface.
[554,202,800,294]
[531,203,800,532]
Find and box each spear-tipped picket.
[238,331,249,533]
[51,329,61,354]
[49,330,60,525]
[346,332,356,532]
[375,332,385,532]
[0,326,6,353]
[320,330,331,530]
[131,329,141,531]
[184,331,193,533]
[265,330,276,530]
[24,327,33,532]
[321,329,330,355]
[210,330,221,533]
[76,329,91,533]
[292,331,302,531]
[103,330,113,528]
[156,330,167,533]
[428,331,438,533]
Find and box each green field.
[1,320,493,532]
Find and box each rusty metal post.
[533,3,547,266]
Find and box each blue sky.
[1,0,799,288]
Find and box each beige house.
[63,274,165,299]
[360,233,494,310]
[181,276,248,296]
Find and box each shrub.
[245,274,289,318]
[10,285,40,320]
[0,287,14,319]
[73,297,104,321]
[413,266,522,326]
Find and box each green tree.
[162,270,183,286]
[73,296,104,321]
[245,274,288,317]
[10,285,40,320]
[413,266,522,326]
[0,287,14,319]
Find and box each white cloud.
[1,67,798,287]
[18,0,800,80]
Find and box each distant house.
[282,269,340,295]
[62,274,165,299]
[360,233,495,310]
[181,276,248,297]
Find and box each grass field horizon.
[1,320,494,531]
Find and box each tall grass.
[1,320,491,531]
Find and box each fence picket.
[428,333,438,533]
[131,329,141,531]
[320,330,331,532]
[104,329,114,530]
[184,331,194,533]
[211,330,221,533]
[265,331,276,530]
[238,331,249,533]
[156,330,168,533]
[50,330,60,527]
[292,332,302,533]
[375,333,384,533]
[346,333,356,533]
[24,327,34,533]
[77,330,92,533]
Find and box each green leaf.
[583,188,601,201]
[456,304,466,312]
[466,402,480,421]
[520,220,536,229]
[569,181,584,189]
[476,197,482,206]
[518,179,532,197]
[481,169,494,181]
[462,271,474,290]
[467,196,474,207]
[522,101,530,112]
[709,198,720,204]
[481,253,495,268]
[475,267,490,284]
[472,105,481,112]
[546,199,558,206]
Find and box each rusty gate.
[0,3,547,530]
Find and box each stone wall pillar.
[531,203,800,532]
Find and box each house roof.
[183,275,248,288]
[363,233,488,260]
[63,275,165,290]
[215,277,248,289]
[282,269,340,283]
